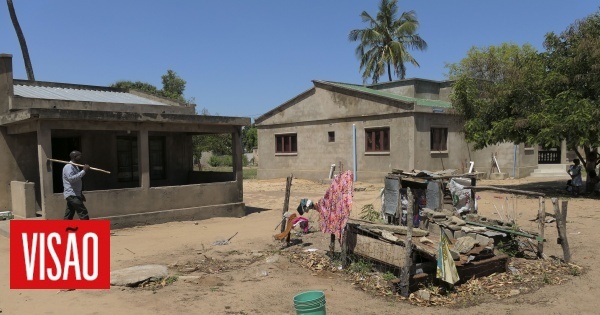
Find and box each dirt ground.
[1,175,599,314]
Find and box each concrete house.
[0,54,250,226]
[255,78,539,182]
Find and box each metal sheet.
[14,85,167,106]
[384,177,399,215]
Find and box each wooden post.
[281,175,293,233]
[341,228,348,267]
[400,188,414,297]
[537,197,545,259]
[329,234,336,256]
[552,198,571,263]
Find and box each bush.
[208,155,233,167]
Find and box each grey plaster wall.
[258,116,416,182]
[0,129,39,212]
[258,87,410,126]
[44,181,242,220]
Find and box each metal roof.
[325,81,453,108]
[13,84,168,106]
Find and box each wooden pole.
[47,158,111,174]
[463,185,545,197]
[281,175,293,233]
[537,197,545,259]
[400,187,414,297]
[329,234,336,256]
[552,198,571,263]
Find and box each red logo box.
[10,220,110,289]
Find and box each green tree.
[111,69,186,103]
[7,0,34,81]
[160,69,186,102]
[111,80,160,95]
[449,10,600,189]
[447,43,545,147]
[241,124,257,153]
[349,0,427,83]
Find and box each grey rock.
[453,236,479,254]
[110,265,168,287]
[414,289,431,301]
[476,234,492,246]
[509,289,520,296]
[453,230,466,239]
[266,254,280,264]
[449,249,460,260]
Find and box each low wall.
[45,181,242,221]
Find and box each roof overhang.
[0,108,250,127]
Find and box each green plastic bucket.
[293,291,326,315]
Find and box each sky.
[0,1,598,120]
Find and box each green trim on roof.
[327,81,452,108]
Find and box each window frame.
[430,127,448,153]
[275,133,297,155]
[328,131,335,143]
[364,127,390,154]
[116,136,139,182]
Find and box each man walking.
[63,150,91,220]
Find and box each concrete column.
[561,140,568,164]
[139,128,150,189]
[36,121,52,218]
[0,54,13,114]
[232,127,243,201]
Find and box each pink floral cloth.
[317,171,353,243]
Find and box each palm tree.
[7,0,35,81]
[349,0,427,84]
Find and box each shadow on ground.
[244,206,270,215]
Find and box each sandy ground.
[1,175,599,314]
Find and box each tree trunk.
[7,0,35,81]
[387,63,392,82]
[583,146,598,194]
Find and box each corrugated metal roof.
[326,81,453,108]
[13,84,167,106]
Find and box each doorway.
[51,137,81,193]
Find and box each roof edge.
[13,79,125,93]
[255,87,315,124]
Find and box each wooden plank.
[552,198,571,263]
[347,233,407,267]
[456,254,509,283]
[346,218,429,237]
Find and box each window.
[365,127,390,152]
[328,131,335,142]
[149,137,166,180]
[117,137,139,182]
[275,134,297,153]
[430,127,448,152]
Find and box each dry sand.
[1,176,599,314]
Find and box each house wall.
[258,115,414,182]
[257,86,414,182]
[0,128,39,212]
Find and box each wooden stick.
[537,197,545,259]
[47,158,111,174]
[463,185,545,197]
[400,187,414,298]
[281,175,293,233]
[552,199,571,263]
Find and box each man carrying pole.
[62,150,91,220]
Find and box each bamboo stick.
[47,158,111,174]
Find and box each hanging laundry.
[296,198,315,215]
[317,170,353,244]
[436,227,460,285]
[291,216,309,233]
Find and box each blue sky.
[0,1,598,119]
